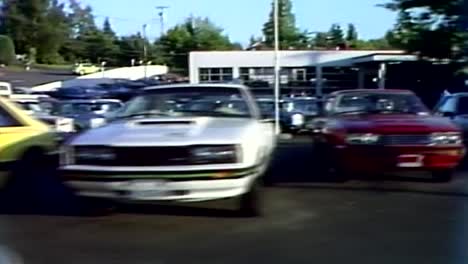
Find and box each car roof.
[144,83,249,91]
[60,99,122,104]
[330,89,414,96]
[447,93,468,97]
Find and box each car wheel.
[314,141,350,182]
[432,169,454,183]
[5,148,48,203]
[237,180,262,217]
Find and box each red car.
[312,89,465,182]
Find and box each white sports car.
[60,84,276,216]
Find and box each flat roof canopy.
[352,54,419,64]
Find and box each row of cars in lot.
[0,81,467,216]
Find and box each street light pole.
[156,6,170,37]
[273,0,281,135]
[142,24,148,78]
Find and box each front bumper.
[61,168,259,202]
[334,145,465,172]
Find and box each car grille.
[379,134,431,146]
[74,145,236,166]
[75,146,191,166]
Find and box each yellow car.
[0,97,57,190]
[72,63,101,76]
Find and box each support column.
[378,63,387,89]
[358,68,365,89]
[315,65,323,97]
[232,67,240,81]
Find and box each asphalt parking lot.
[0,137,468,264]
[0,68,75,87]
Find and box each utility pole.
[273,0,281,135]
[142,24,148,78]
[156,6,169,37]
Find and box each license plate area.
[128,180,168,198]
[397,154,424,168]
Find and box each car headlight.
[291,114,304,126]
[60,146,75,166]
[55,118,75,133]
[430,132,462,146]
[346,133,380,145]
[74,147,116,163]
[191,145,241,164]
[90,118,106,128]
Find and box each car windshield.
[55,102,121,115]
[116,87,252,119]
[332,92,429,115]
[256,100,275,114]
[457,97,468,115]
[285,100,318,113]
[16,101,43,113]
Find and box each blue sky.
[77,0,397,44]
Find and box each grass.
[33,63,73,71]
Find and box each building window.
[199,68,233,83]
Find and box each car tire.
[237,180,262,217]
[314,141,350,182]
[5,148,48,204]
[432,169,454,183]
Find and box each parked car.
[11,97,75,136]
[0,96,57,192]
[73,63,101,76]
[47,86,110,100]
[0,82,12,98]
[311,89,465,182]
[59,84,276,216]
[52,99,123,131]
[433,93,468,144]
[281,97,320,133]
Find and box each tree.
[36,0,69,64]
[0,35,15,65]
[262,0,304,49]
[116,33,146,65]
[328,24,345,47]
[156,17,238,72]
[0,0,49,54]
[382,0,466,60]
[346,23,358,43]
[312,32,331,49]
[103,17,115,38]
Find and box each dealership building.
[189,50,462,105]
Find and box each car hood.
[70,117,257,146]
[338,114,460,134]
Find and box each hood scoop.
[133,120,195,126]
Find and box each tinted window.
[333,92,428,115]
[456,97,468,114]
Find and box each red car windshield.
[332,92,429,115]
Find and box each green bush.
[0,35,16,65]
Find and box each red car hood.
[339,114,460,134]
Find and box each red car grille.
[380,134,431,146]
